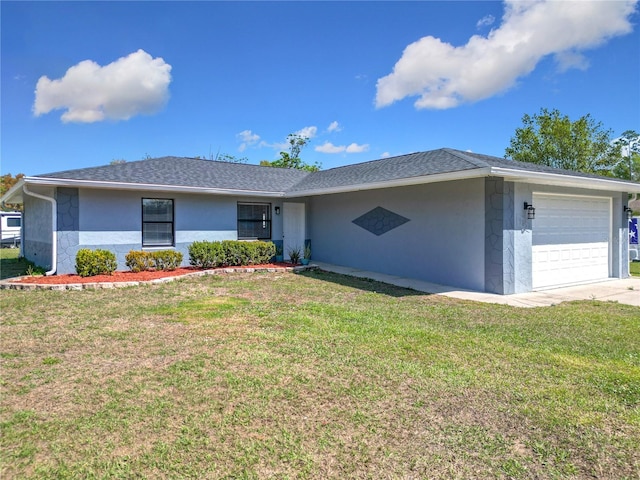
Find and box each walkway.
[314,262,640,308]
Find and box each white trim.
[22,184,57,276]
[285,167,640,198]
[0,178,25,204]
[79,231,141,245]
[23,177,287,198]
[285,168,491,197]
[492,167,640,193]
[175,230,237,243]
[5,163,639,206]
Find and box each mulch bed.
[10,264,296,285]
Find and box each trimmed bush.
[253,241,276,265]
[125,250,154,273]
[188,241,225,268]
[221,240,246,266]
[75,249,117,277]
[152,250,183,271]
[188,240,276,268]
[125,250,184,272]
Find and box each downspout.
[22,184,57,276]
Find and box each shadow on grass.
[296,268,428,298]
[0,249,29,280]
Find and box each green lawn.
[1,271,639,479]
[631,261,640,277]
[0,248,29,280]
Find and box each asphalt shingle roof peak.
[29,148,638,196]
[37,155,310,193]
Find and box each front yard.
[1,270,639,479]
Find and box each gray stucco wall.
[308,179,486,291]
[22,188,54,270]
[56,188,80,274]
[53,188,285,274]
[484,177,517,295]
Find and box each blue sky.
[2,1,639,176]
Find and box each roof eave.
[492,167,640,193]
[23,177,287,198]
[0,178,26,205]
[285,168,491,197]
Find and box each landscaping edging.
[0,265,318,291]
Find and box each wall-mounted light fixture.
[274,206,281,215]
[524,202,535,220]
[623,205,633,220]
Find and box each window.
[142,198,174,247]
[7,217,21,227]
[237,203,271,240]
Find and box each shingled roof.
[15,148,640,199]
[36,156,311,193]
[285,148,636,194]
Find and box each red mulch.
[12,264,294,285]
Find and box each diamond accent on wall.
[352,206,410,236]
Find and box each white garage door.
[532,194,610,289]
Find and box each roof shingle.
[37,156,310,193]
[32,148,638,195]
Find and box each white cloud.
[315,141,369,154]
[237,130,260,143]
[554,51,589,73]
[345,143,369,153]
[476,14,495,29]
[380,152,391,158]
[376,0,637,110]
[327,121,341,133]
[33,49,172,123]
[295,126,318,139]
[315,142,345,154]
[236,130,261,152]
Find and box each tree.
[215,153,248,164]
[505,108,620,174]
[260,134,321,172]
[612,130,640,182]
[1,173,25,212]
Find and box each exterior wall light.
[274,206,281,215]
[624,205,633,220]
[524,202,535,220]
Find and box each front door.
[283,202,305,261]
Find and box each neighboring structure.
[2,148,639,294]
[0,211,22,248]
[630,217,639,261]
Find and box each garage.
[532,194,611,289]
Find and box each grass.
[0,248,29,280]
[631,261,640,277]
[1,270,639,479]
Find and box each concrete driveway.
[314,262,640,308]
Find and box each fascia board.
[284,168,491,198]
[25,177,287,198]
[0,178,25,204]
[492,167,640,193]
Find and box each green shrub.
[254,241,276,264]
[288,246,301,265]
[221,240,246,266]
[75,249,117,277]
[125,250,154,273]
[188,241,225,268]
[126,250,184,272]
[188,240,276,268]
[152,250,183,271]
